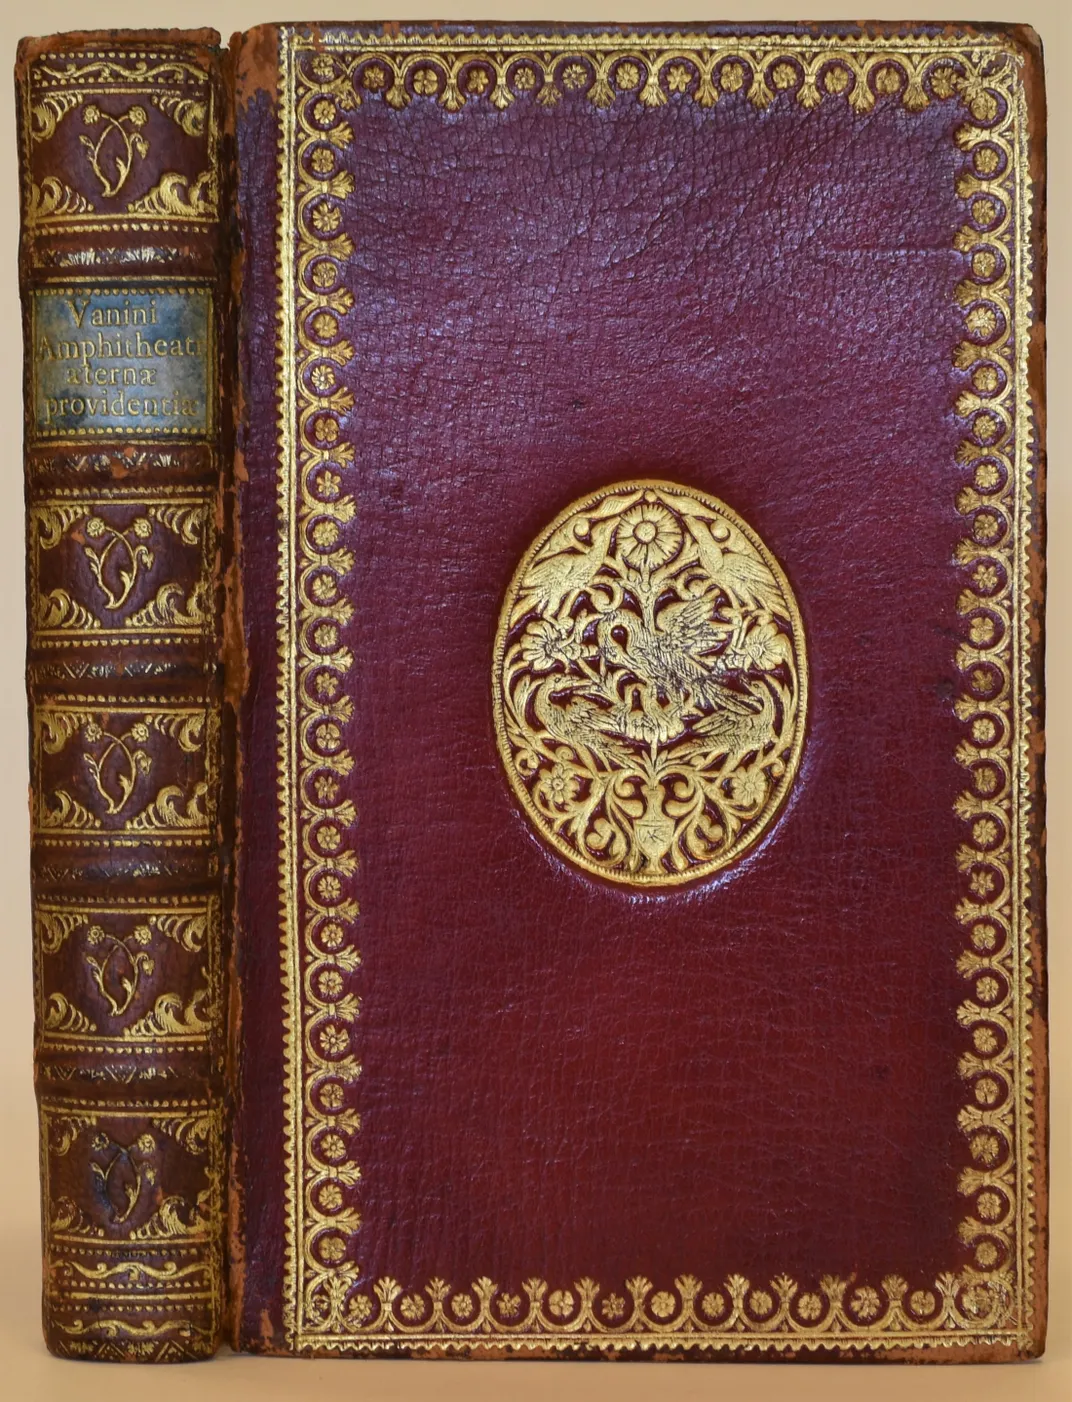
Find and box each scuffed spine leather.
[16,29,233,1361]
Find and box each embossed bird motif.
[691,678,777,768]
[535,688,611,754]
[688,518,783,614]
[605,686,689,750]
[595,598,731,707]
[510,517,618,624]
[495,479,806,887]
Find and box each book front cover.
[232,23,1046,1360]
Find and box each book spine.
[16,30,232,1361]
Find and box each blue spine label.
[32,284,213,439]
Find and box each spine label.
[33,284,213,438]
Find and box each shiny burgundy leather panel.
[233,24,1044,1355]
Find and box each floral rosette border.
[274,28,1042,1355]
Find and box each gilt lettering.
[33,287,212,437]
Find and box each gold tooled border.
[274,27,1042,1355]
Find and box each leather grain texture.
[18,15,1045,1367]
[17,28,233,1361]
[230,22,1047,1362]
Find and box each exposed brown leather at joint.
[222,555,248,719]
[231,24,280,109]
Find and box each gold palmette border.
[275,28,1041,1353]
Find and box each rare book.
[15,20,1047,1362]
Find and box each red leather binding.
[231,22,1046,1361]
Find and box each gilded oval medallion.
[493,481,807,886]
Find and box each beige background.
[1,2,1066,1397]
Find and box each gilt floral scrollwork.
[83,922,153,1015]
[31,493,213,643]
[41,1098,226,1357]
[34,899,219,1054]
[90,1131,157,1224]
[80,719,153,815]
[79,103,149,198]
[81,514,154,609]
[494,482,806,884]
[280,26,1039,1353]
[35,703,214,842]
[25,50,219,238]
